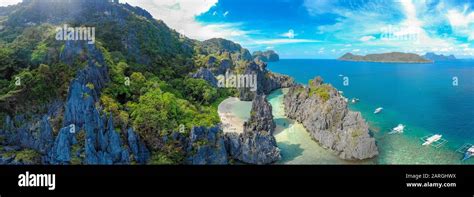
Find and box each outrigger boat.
[456,143,474,161]
[351,98,360,103]
[389,124,405,134]
[422,134,442,146]
[374,107,383,114]
[464,146,474,161]
[420,134,447,148]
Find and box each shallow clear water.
[268,59,474,164]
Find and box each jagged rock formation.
[224,95,280,164]
[192,37,294,101]
[338,52,432,63]
[192,58,294,101]
[284,77,378,160]
[191,67,218,87]
[126,128,150,164]
[199,38,253,62]
[237,61,295,101]
[243,95,276,134]
[186,126,228,165]
[252,50,279,62]
[0,40,150,165]
[47,41,133,164]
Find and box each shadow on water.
[277,142,304,163]
[273,118,292,135]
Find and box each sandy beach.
[216,91,375,164]
[217,97,250,134]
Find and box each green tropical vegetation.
[0,0,249,164]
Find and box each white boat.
[389,124,405,134]
[374,107,383,114]
[463,146,474,161]
[351,98,360,103]
[338,91,344,94]
[338,74,344,77]
[422,134,442,146]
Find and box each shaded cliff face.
[237,61,295,101]
[225,95,281,164]
[191,40,294,101]
[243,94,276,135]
[252,50,280,62]
[284,77,378,160]
[0,40,150,165]
[185,126,228,165]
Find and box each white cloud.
[0,0,21,7]
[123,0,244,41]
[447,10,473,27]
[253,39,320,45]
[359,36,376,42]
[303,0,337,15]
[280,29,296,39]
[446,8,474,41]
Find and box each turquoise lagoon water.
[266,59,474,164]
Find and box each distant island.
[252,50,280,62]
[422,52,456,61]
[338,52,433,63]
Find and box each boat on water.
[351,98,360,103]
[422,134,442,146]
[338,74,344,77]
[374,107,383,114]
[462,146,474,161]
[389,124,405,134]
[338,91,344,94]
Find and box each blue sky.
[2,0,474,58]
[124,0,474,59]
[194,0,474,59]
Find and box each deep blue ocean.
[268,59,474,164]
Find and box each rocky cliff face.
[284,77,378,160]
[191,67,218,87]
[192,60,294,102]
[252,50,279,62]
[183,95,281,165]
[224,95,280,164]
[237,61,294,101]
[186,126,228,165]
[190,37,294,101]
[0,41,150,165]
